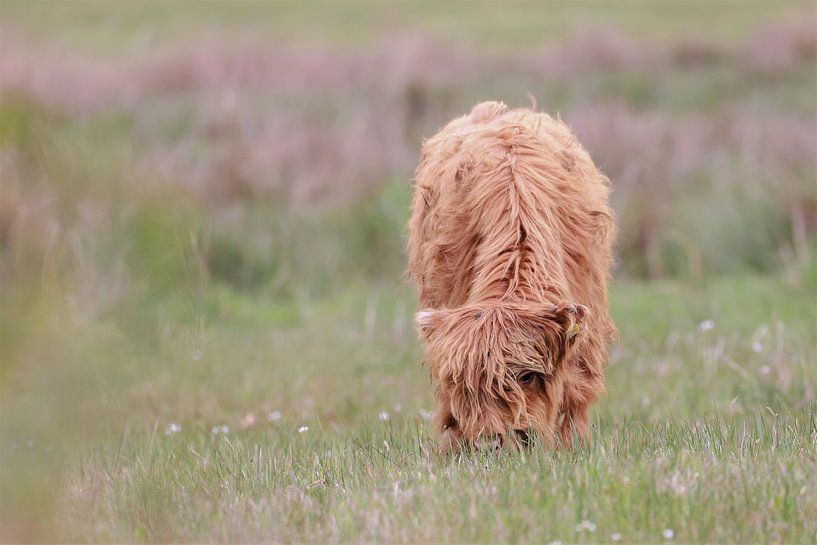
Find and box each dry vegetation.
[2,15,815,284]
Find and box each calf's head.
[416,302,587,452]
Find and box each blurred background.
[1,1,815,541]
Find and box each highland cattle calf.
[408,101,617,452]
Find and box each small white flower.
[752,341,763,353]
[211,425,230,434]
[298,426,309,433]
[612,533,622,541]
[221,425,229,434]
[267,411,282,422]
[191,349,203,361]
[379,411,390,421]
[165,422,182,435]
[698,319,715,332]
[393,403,402,412]
[663,528,674,540]
[548,541,563,545]
[575,520,596,533]
[761,365,771,375]
[418,409,432,420]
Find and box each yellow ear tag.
[570,323,582,337]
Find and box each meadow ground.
[4,265,817,542]
[1,1,816,542]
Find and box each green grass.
[59,411,817,543]
[1,0,809,54]
[2,262,816,541]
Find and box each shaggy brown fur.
[408,101,617,452]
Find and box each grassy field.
[4,265,816,541]
[1,1,809,52]
[1,1,816,542]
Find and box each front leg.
[559,405,590,447]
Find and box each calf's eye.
[518,372,536,385]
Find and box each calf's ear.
[415,309,448,340]
[550,303,589,342]
[527,302,589,369]
[535,303,589,365]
